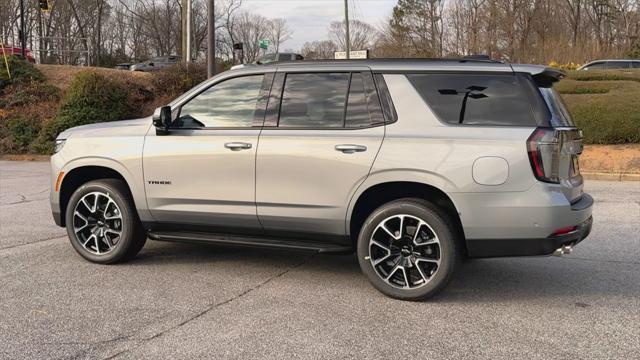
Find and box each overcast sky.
[239,0,397,52]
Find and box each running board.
[147,231,352,254]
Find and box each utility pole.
[181,1,187,62]
[344,0,350,59]
[186,0,192,63]
[207,0,215,77]
[20,0,26,58]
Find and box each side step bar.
[147,231,353,254]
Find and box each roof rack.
[264,57,504,66]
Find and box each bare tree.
[328,19,377,51]
[231,12,272,63]
[269,18,292,53]
[301,40,338,59]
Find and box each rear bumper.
[466,215,593,258]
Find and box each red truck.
[0,45,36,63]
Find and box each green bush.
[558,87,609,94]
[569,70,640,82]
[0,56,45,90]
[0,116,42,153]
[561,70,640,144]
[34,71,128,152]
[151,62,207,96]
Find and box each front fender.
[54,156,152,223]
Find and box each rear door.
[256,66,385,240]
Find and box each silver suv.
[50,59,593,300]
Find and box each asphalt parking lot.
[0,160,638,359]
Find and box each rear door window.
[407,73,538,126]
[279,73,349,128]
[606,61,631,69]
[345,73,371,128]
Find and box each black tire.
[65,179,147,264]
[356,198,459,300]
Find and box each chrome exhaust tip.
[553,245,574,257]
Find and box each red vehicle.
[0,45,36,63]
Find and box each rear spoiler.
[534,67,566,87]
[511,64,567,87]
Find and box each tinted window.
[584,62,605,70]
[279,73,349,128]
[374,74,398,123]
[407,74,537,126]
[345,73,371,128]
[539,87,575,127]
[606,61,631,69]
[633,62,640,68]
[177,75,264,128]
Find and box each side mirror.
[152,106,172,135]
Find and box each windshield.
[539,87,575,127]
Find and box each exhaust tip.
[553,245,574,256]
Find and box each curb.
[582,172,640,181]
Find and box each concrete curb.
[582,172,640,181]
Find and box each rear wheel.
[357,198,458,300]
[65,179,146,264]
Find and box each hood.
[57,118,152,139]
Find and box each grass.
[557,69,640,144]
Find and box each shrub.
[151,62,207,96]
[561,70,640,144]
[35,71,128,152]
[558,87,609,95]
[0,116,42,153]
[569,70,640,82]
[0,56,45,90]
[118,77,155,118]
[0,81,60,108]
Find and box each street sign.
[334,50,369,59]
[258,39,271,50]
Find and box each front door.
[256,70,385,241]
[143,73,269,231]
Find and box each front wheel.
[357,198,459,300]
[65,179,147,264]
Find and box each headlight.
[54,139,66,153]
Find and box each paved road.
[1,160,639,359]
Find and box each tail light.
[527,128,560,183]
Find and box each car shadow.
[131,241,638,303]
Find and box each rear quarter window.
[407,73,538,126]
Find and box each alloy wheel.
[368,214,441,289]
[72,191,123,255]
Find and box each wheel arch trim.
[56,157,151,226]
[345,170,464,240]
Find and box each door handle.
[335,144,367,154]
[224,142,252,151]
